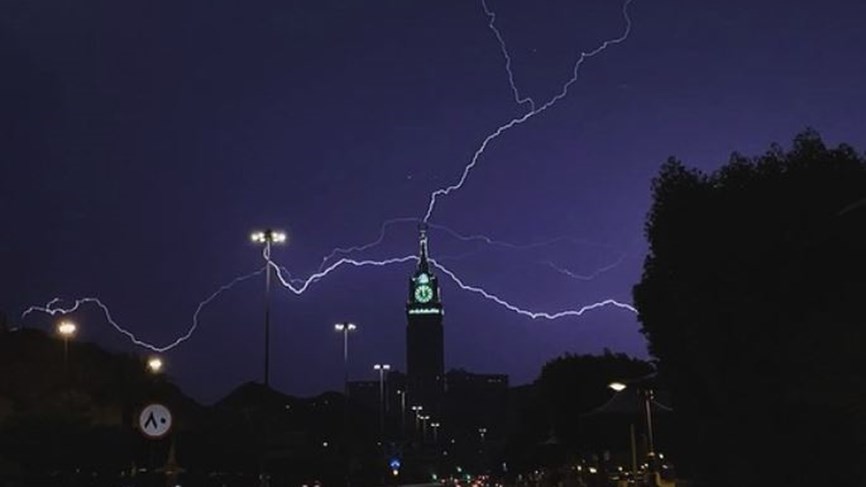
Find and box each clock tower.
[406,225,444,410]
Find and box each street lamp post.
[420,415,430,441]
[374,364,390,437]
[334,323,357,395]
[608,381,657,477]
[57,320,77,373]
[431,422,440,443]
[333,322,356,487]
[251,229,287,388]
[411,405,423,432]
[643,388,657,463]
[396,389,407,437]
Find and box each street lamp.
[411,405,423,432]
[147,356,164,374]
[250,228,287,388]
[334,323,357,396]
[478,427,487,442]
[608,381,657,476]
[56,320,77,372]
[334,322,356,487]
[431,422,441,443]
[374,364,391,436]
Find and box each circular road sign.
[138,403,172,439]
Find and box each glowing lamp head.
[608,381,627,392]
[334,322,357,332]
[374,363,391,371]
[57,321,77,337]
[147,356,164,374]
[251,229,287,244]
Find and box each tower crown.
[408,224,442,312]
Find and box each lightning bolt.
[318,217,418,270]
[21,268,265,352]
[315,217,625,280]
[427,222,618,252]
[423,0,635,222]
[545,253,626,281]
[20,0,642,354]
[270,251,418,295]
[481,0,536,111]
[431,259,636,318]
[317,217,615,260]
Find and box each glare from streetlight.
[250,229,287,244]
[334,323,357,332]
[608,381,627,392]
[147,356,164,374]
[374,364,391,371]
[57,321,77,337]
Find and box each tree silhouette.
[634,130,866,486]
[502,351,652,478]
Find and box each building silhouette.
[347,226,509,469]
[405,225,444,412]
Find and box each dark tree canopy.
[501,351,652,477]
[538,350,654,444]
[634,131,866,486]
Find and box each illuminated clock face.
[414,284,433,303]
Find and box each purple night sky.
[3,0,865,403]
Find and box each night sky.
[3,0,865,403]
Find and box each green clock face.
[414,284,433,303]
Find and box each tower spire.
[418,222,430,273]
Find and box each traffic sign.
[138,403,172,439]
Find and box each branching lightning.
[428,222,617,252]
[21,269,265,352]
[481,0,536,111]
[20,0,642,354]
[271,252,418,295]
[423,0,635,222]
[431,259,636,318]
[545,253,626,281]
[318,217,418,270]
[316,217,626,280]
